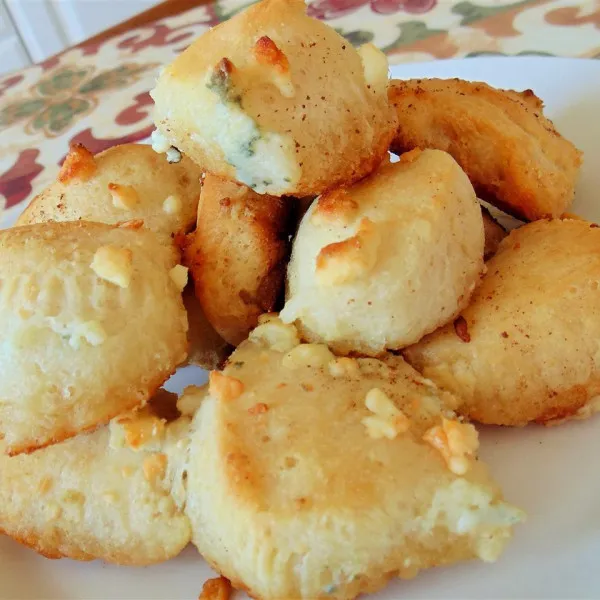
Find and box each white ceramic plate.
[2,57,600,600]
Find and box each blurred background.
[1,0,196,75]
[1,0,597,222]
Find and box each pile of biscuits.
[1,0,595,598]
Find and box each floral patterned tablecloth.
[0,0,598,223]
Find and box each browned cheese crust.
[198,577,233,600]
[17,143,202,243]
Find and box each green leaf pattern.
[0,62,158,137]
[79,64,155,94]
[335,28,375,46]
[0,99,46,127]
[36,66,93,97]
[451,0,532,25]
[382,21,446,53]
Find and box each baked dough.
[183,173,291,346]
[0,221,188,454]
[183,285,232,369]
[404,219,600,426]
[0,393,191,565]
[184,316,524,600]
[151,0,396,196]
[281,149,484,355]
[389,78,583,221]
[17,143,202,243]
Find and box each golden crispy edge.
[183,175,291,346]
[57,143,97,184]
[0,511,186,566]
[200,544,428,600]
[6,366,172,456]
[388,78,582,221]
[0,525,83,561]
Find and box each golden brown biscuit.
[404,219,600,426]
[183,174,291,346]
[481,205,507,260]
[0,395,191,565]
[184,316,523,600]
[389,78,582,221]
[281,149,484,355]
[183,285,232,369]
[0,221,188,454]
[151,0,396,196]
[17,143,202,242]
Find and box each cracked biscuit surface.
[0,221,188,454]
[184,317,523,600]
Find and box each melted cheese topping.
[191,66,300,194]
[90,245,133,288]
[357,43,389,96]
[169,265,188,292]
[151,129,172,153]
[425,479,525,562]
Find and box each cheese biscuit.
[184,317,523,599]
[0,394,191,565]
[281,149,484,355]
[17,143,202,243]
[405,219,600,425]
[389,78,582,221]
[0,221,188,454]
[151,0,396,196]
